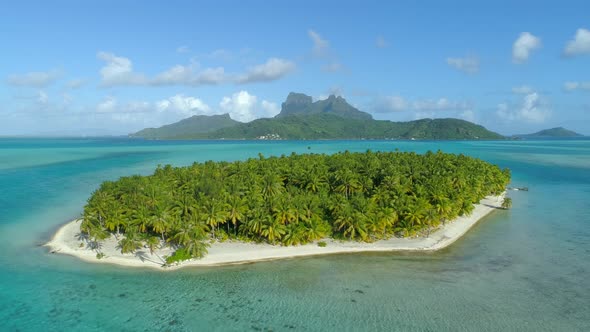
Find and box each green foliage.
[501,197,513,210]
[80,150,511,263]
[96,252,105,259]
[516,127,583,138]
[165,248,193,265]
[132,93,504,140]
[317,241,327,247]
[131,114,239,139]
[190,114,504,140]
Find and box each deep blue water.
[0,138,589,331]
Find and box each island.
[513,127,584,138]
[129,92,505,140]
[46,150,511,269]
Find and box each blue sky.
[1,0,589,135]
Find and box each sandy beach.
[45,193,505,270]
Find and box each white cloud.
[563,81,590,91]
[261,100,280,117]
[97,96,117,113]
[66,79,86,89]
[236,58,295,84]
[564,28,590,56]
[219,91,278,122]
[412,98,471,111]
[7,70,61,87]
[459,110,475,122]
[152,64,227,85]
[376,36,388,48]
[97,52,147,86]
[197,67,227,84]
[446,55,479,74]
[220,91,258,122]
[156,94,211,116]
[374,96,472,115]
[208,49,233,61]
[512,32,541,63]
[496,92,550,123]
[308,29,329,55]
[176,45,190,53]
[375,96,407,113]
[152,64,195,85]
[38,90,48,105]
[98,51,292,86]
[512,85,534,94]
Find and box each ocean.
[0,138,588,331]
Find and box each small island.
[513,127,584,138]
[47,150,511,269]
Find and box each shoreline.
[45,193,505,271]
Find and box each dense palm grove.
[81,150,510,263]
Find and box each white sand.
[45,193,505,270]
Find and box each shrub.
[165,248,192,265]
[317,241,327,247]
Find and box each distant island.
[513,127,584,138]
[130,92,505,140]
[47,150,510,268]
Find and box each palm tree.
[260,216,286,244]
[501,197,512,209]
[226,195,247,236]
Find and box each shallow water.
[0,138,589,331]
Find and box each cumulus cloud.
[563,28,590,57]
[308,29,329,56]
[563,81,590,91]
[156,94,211,116]
[236,58,295,84]
[512,85,534,94]
[496,92,550,123]
[376,36,388,48]
[512,32,541,63]
[220,91,279,122]
[98,51,293,86]
[94,92,277,126]
[93,94,214,128]
[97,52,147,86]
[7,69,61,87]
[446,55,479,74]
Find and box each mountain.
[130,113,239,139]
[132,92,504,140]
[276,93,372,120]
[205,114,504,140]
[515,127,584,138]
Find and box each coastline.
[45,193,505,270]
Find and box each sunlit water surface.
[0,138,588,331]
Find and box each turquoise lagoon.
[0,138,589,331]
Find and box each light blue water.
[0,138,589,331]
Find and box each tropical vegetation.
[131,92,505,140]
[80,150,510,263]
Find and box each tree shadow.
[135,250,166,266]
